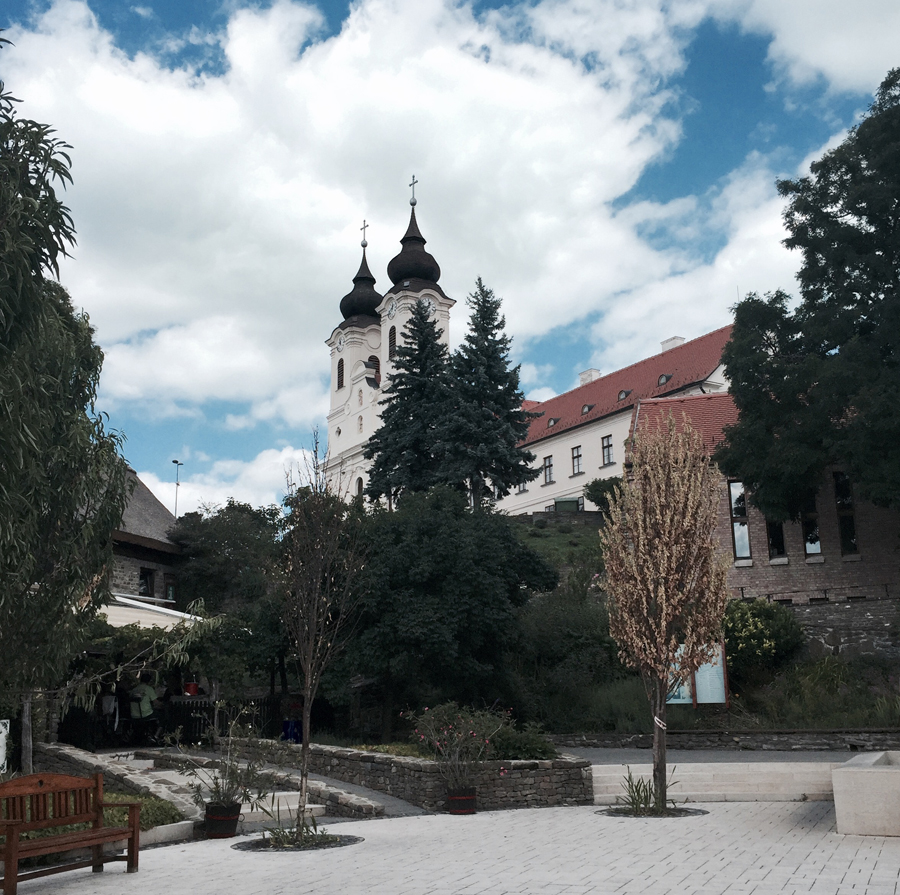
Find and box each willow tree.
[599,415,729,811]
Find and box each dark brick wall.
[723,472,900,605]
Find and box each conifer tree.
[446,279,539,506]
[363,299,453,504]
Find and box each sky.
[2,0,896,516]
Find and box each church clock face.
[386,299,397,319]
[422,297,436,316]
[336,335,345,352]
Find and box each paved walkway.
[19,801,900,895]
[565,746,852,764]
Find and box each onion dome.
[387,207,441,286]
[340,248,383,320]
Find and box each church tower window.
[356,477,364,497]
[369,355,381,385]
[337,358,344,390]
[389,326,397,359]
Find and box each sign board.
[0,719,8,773]
[666,643,728,706]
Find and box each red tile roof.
[521,325,733,446]
[632,392,739,452]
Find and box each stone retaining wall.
[234,740,593,812]
[555,729,900,752]
[142,750,383,819]
[33,742,200,820]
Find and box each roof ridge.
[528,324,732,407]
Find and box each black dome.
[340,249,383,320]
[386,207,441,286]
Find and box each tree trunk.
[651,676,667,811]
[21,692,33,775]
[278,653,288,694]
[297,692,313,838]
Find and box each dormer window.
[547,418,560,428]
[617,389,631,401]
[581,404,594,415]
[658,374,672,387]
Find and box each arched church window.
[389,326,397,359]
[337,358,344,390]
[357,416,363,433]
[358,389,363,407]
[356,477,364,497]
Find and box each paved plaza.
[18,800,900,895]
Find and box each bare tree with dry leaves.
[282,439,367,838]
[599,415,729,811]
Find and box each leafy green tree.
[351,487,557,738]
[364,299,454,505]
[0,281,129,771]
[445,279,539,506]
[717,69,900,517]
[583,476,622,515]
[169,500,290,694]
[0,58,129,769]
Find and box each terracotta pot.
[447,787,476,815]
[205,802,241,838]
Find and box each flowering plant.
[407,703,506,790]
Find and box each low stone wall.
[234,740,593,812]
[555,729,900,752]
[33,742,200,820]
[143,750,383,819]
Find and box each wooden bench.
[0,772,140,895]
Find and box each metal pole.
[172,460,183,518]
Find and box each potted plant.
[409,703,505,814]
[173,712,270,838]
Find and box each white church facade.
[325,197,454,497]
[325,198,731,511]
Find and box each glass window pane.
[766,520,786,558]
[729,482,747,517]
[733,521,751,559]
[833,472,853,508]
[839,515,858,554]
[803,518,821,554]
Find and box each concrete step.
[593,762,840,804]
[244,792,325,822]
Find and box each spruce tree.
[364,299,453,504]
[446,279,539,506]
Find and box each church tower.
[325,183,454,498]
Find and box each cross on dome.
[409,175,418,206]
[360,219,369,248]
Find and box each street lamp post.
[172,460,184,519]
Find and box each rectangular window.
[571,446,582,475]
[138,568,155,598]
[517,482,527,494]
[164,575,177,603]
[545,505,555,513]
[728,481,751,560]
[543,456,554,485]
[577,496,585,512]
[766,520,786,559]
[801,491,822,556]
[601,435,613,466]
[834,472,858,554]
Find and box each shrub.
[489,722,557,760]
[724,599,805,690]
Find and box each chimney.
[660,336,685,353]
[579,368,601,386]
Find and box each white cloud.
[3,0,889,446]
[708,0,900,94]
[139,444,312,514]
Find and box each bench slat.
[14,826,133,858]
